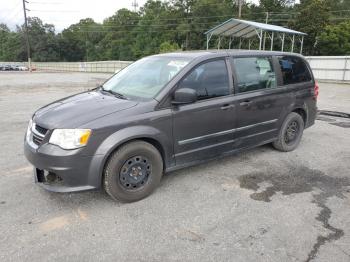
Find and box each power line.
[29,1,63,4]
[28,9,79,13]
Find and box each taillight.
[314,81,319,100]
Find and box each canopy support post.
[206,32,213,50]
[217,36,222,49]
[270,32,274,51]
[291,34,295,53]
[229,36,233,49]
[300,35,304,54]
[281,33,285,52]
[248,39,251,50]
[256,29,263,50]
[239,37,242,49]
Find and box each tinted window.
[278,56,312,85]
[178,60,229,100]
[232,57,276,93]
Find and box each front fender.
[95,125,173,180]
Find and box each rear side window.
[231,57,277,93]
[178,59,229,100]
[278,56,312,85]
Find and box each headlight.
[49,129,91,150]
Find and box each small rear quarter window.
[277,56,312,85]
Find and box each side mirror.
[172,88,197,105]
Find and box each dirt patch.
[318,110,350,119]
[329,122,350,128]
[317,111,350,129]
[238,166,350,262]
[39,215,70,232]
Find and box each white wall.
[305,56,350,82]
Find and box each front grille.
[32,133,43,146]
[31,123,48,146]
[35,124,48,136]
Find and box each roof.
[205,18,306,38]
[157,49,303,59]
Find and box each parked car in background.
[18,65,28,71]
[12,65,20,71]
[0,64,28,71]
[24,50,318,202]
[3,65,11,71]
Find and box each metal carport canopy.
[204,18,307,53]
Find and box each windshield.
[102,56,191,100]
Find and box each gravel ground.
[0,72,350,262]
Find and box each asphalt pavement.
[0,72,349,262]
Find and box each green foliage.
[0,0,349,62]
[159,41,180,53]
[293,0,331,55]
[318,21,350,55]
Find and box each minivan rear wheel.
[103,141,163,202]
[273,112,304,152]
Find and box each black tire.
[103,141,163,202]
[273,112,304,152]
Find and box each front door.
[172,59,236,165]
[230,56,293,148]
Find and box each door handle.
[221,104,235,110]
[240,100,252,107]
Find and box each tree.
[293,0,330,55]
[99,9,140,60]
[59,18,105,61]
[21,17,60,61]
[159,41,180,52]
[318,21,350,55]
[1,0,349,61]
[0,24,23,61]
[132,0,174,58]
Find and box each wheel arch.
[292,107,307,126]
[96,126,171,185]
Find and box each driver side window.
[178,59,230,100]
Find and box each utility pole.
[132,0,138,12]
[22,0,31,71]
[237,0,242,18]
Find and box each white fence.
[1,61,132,73]
[305,56,350,82]
[2,56,350,82]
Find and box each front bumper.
[24,140,104,193]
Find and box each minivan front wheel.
[273,112,304,152]
[103,141,163,202]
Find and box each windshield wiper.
[100,87,128,100]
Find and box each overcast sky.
[0,0,258,32]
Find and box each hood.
[33,90,138,129]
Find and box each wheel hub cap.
[119,156,151,189]
[285,121,299,144]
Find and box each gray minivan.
[24,50,318,202]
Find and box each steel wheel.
[119,156,152,190]
[284,120,299,145]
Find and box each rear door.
[172,58,236,165]
[230,55,294,149]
